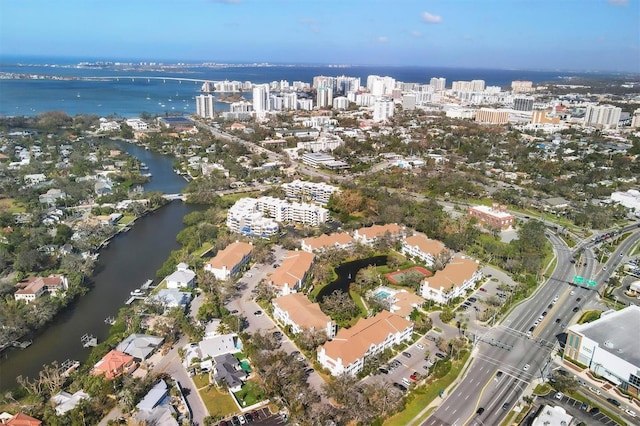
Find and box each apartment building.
[353,223,405,246]
[300,232,355,253]
[317,310,413,376]
[281,179,340,204]
[419,257,482,304]
[475,108,510,124]
[272,293,336,338]
[400,233,446,267]
[204,241,253,281]
[225,198,279,237]
[468,204,515,230]
[269,250,315,296]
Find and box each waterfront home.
[300,232,354,253]
[91,350,137,380]
[115,334,164,360]
[213,353,247,393]
[419,256,482,305]
[165,263,196,289]
[204,241,253,281]
[353,223,405,246]
[14,274,69,304]
[148,289,192,312]
[50,390,90,415]
[0,412,42,426]
[269,250,315,296]
[317,310,413,376]
[400,233,446,267]
[272,293,336,338]
[183,320,241,368]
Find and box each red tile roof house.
[0,412,42,426]
[269,251,315,296]
[317,310,413,376]
[91,350,137,380]
[13,274,68,303]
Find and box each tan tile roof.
[15,275,64,295]
[208,242,253,270]
[425,257,479,291]
[403,233,445,256]
[273,293,333,331]
[270,251,315,289]
[320,310,412,366]
[301,232,354,251]
[392,290,425,318]
[356,223,404,239]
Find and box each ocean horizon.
[0,56,633,118]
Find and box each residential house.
[165,263,196,289]
[38,188,66,205]
[91,350,137,380]
[148,289,192,312]
[204,241,253,281]
[272,293,336,338]
[94,180,113,196]
[269,250,315,296]
[401,233,446,267]
[419,256,482,305]
[134,380,179,426]
[353,223,405,246]
[50,390,90,415]
[300,232,354,253]
[115,334,164,360]
[213,353,248,393]
[0,412,42,426]
[317,310,413,376]
[14,274,68,303]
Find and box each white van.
[402,377,411,386]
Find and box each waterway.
[316,255,388,302]
[0,140,199,390]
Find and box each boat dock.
[11,340,32,349]
[61,359,80,377]
[141,279,154,290]
[104,316,116,325]
[125,295,146,305]
[81,334,97,348]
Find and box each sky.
[1,0,639,72]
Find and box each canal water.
[0,140,199,390]
[316,255,388,302]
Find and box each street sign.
[573,275,584,284]
[587,280,597,287]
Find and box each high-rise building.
[252,84,270,114]
[513,97,534,112]
[511,80,534,93]
[313,76,336,90]
[367,75,396,96]
[475,108,510,124]
[316,87,333,109]
[283,93,298,110]
[402,94,416,110]
[195,94,215,119]
[373,98,395,122]
[631,108,640,128]
[584,105,622,129]
[430,77,446,91]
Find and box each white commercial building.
[227,196,329,232]
[373,98,395,122]
[584,104,622,129]
[610,189,640,213]
[565,306,640,396]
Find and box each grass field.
[199,386,238,418]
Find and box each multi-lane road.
[423,226,640,426]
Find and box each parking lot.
[542,392,620,426]
[217,407,286,426]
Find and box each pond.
[316,255,388,302]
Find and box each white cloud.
[377,36,388,43]
[608,0,628,6]
[422,11,442,24]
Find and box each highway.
[423,227,640,426]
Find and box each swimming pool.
[376,290,392,299]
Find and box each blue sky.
[1,0,638,72]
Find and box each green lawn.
[384,353,470,426]
[194,242,214,257]
[199,386,238,418]
[0,198,26,213]
[192,373,210,389]
[234,380,267,407]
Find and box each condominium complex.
[430,77,446,91]
[373,98,395,122]
[475,108,510,124]
[400,233,446,267]
[204,241,253,281]
[281,179,340,204]
[226,197,329,236]
[272,293,336,338]
[511,80,534,93]
[269,250,315,295]
[583,104,622,129]
[419,256,482,304]
[195,94,215,119]
[317,310,413,376]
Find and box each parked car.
[555,392,563,400]
[435,352,446,359]
[625,409,636,418]
[393,382,407,392]
[588,386,601,396]
[378,367,389,374]
[523,364,530,371]
[402,351,412,358]
[253,310,263,316]
[416,343,424,350]
[502,402,510,411]
[476,407,485,415]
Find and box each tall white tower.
[252,84,270,115]
[195,94,215,119]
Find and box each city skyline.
[1,0,639,73]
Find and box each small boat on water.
[130,289,146,296]
[140,162,149,170]
[105,316,116,325]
